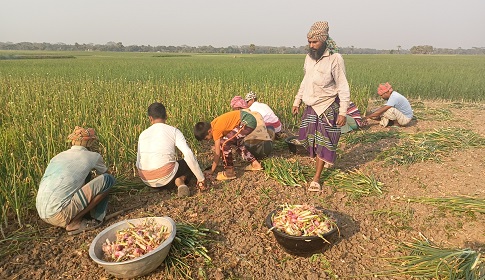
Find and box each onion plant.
[377,234,485,279]
[1,52,485,231]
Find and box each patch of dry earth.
[1,100,484,280]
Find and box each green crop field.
[1,51,485,230]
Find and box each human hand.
[292,106,299,115]
[336,115,346,126]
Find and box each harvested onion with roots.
[102,218,171,262]
[269,204,337,241]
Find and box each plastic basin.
[89,216,176,279]
[265,209,338,257]
[284,136,306,154]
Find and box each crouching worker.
[136,102,207,195]
[36,126,116,235]
[245,91,285,139]
[230,96,274,160]
[194,109,263,181]
[365,82,413,127]
[340,101,368,133]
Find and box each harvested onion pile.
[270,204,336,238]
[102,218,171,262]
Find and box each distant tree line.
[0,41,483,55]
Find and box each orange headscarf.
[377,82,393,95]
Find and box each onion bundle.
[102,218,171,262]
[270,204,337,239]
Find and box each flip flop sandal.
[216,171,237,181]
[67,218,103,235]
[244,164,263,171]
[308,181,322,192]
[177,184,190,197]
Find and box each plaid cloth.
[347,102,367,127]
[67,126,98,149]
[298,102,341,165]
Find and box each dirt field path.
[1,100,484,280]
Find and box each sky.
[1,0,484,50]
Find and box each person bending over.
[194,109,263,181]
[230,95,274,159]
[245,91,284,138]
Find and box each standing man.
[137,102,206,195]
[292,21,350,192]
[364,82,413,127]
[36,126,116,235]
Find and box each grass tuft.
[0,226,41,259]
[412,101,454,121]
[371,205,414,231]
[377,127,485,165]
[341,130,401,145]
[409,196,485,214]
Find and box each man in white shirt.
[136,102,206,196]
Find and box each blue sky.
[1,0,484,50]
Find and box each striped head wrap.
[67,126,99,149]
[245,91,257,102]
[307,21,339,54]
[307,21,329,42]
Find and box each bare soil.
[1,100,484,280]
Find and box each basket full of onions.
[265,204,339,256]
[89,217,176,279]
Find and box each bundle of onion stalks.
[409,196,485,215]
[377,127,485,165]
[163,223,219,279]
[378,234,484,279]
[324,169,384,199]
[262,157,309,187]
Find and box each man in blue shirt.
[36,126,115,235]
[365,82,413,127]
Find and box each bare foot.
[252,160,263,169]
[225,169,236,177]
[65,220,81,231]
